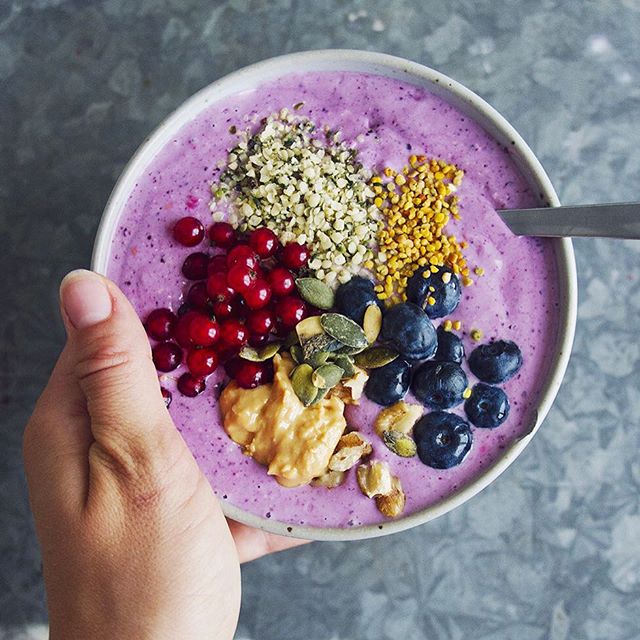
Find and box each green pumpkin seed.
[289,344,303,364]
[302,333,342,360]
[321,313,368,349]
[335,343,368,356]
[295,277,335,310]
[354,346,399,369]
[306,351,331,369]
[296,316,324,343]
[290,364,317,406]
[382,430,417,457]
[363,304,382,344]
[333,354,356,378]
[312,363,344,389]
[309,386,330,405]
[239,342,281,362]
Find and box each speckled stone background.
[2,1,640,638]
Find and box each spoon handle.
[497,201,640,239]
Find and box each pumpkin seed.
[289,344,303,364]
[306,351,331,369]
[363,304,382,344]
[295,277,335,310]
[333,354,356,378]
[335,343,368,356]
[382,430,417,457]
[354,346,399,369]
[321,313,368,349]
[312,363,344,389]
[296,316,324,343]
[302,333,342,360]
[239,342,281,362]
[309,386,330,405]
[290,364,317,406]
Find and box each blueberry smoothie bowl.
[92,51,576,541]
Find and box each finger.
[57,270,184,499]
[226,519,311,563]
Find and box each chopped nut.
[328,432,372,472]
[356,460,394,498]
[334,366,369,403]
[311,469,346,489]
[375,477,406,518]
[374,401,423,436]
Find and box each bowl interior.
[92,50,577,541]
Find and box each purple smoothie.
[107,72,560,528]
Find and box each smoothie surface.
[107,71,561,528]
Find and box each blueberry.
[468,340,523,383]
[406,266,461,318]
[464,383,510,428]
[381,302,437,361]
[414,411,472,469]
[364,358,412,406]
[335,276,383,325]
[411,361,468,409]
[434,326,464,363]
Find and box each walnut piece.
[374,401,423,436]
[356,460,394,498]
[328,431,372,472]
[375,476,406,518]
[311,469,346,489]
[336,366,369,404]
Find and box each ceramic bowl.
[92,50,577,541]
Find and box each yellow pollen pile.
[368,155,471,302]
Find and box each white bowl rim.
[92,49,577,542]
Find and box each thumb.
[59,269,182,484]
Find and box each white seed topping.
[209,111,380,286]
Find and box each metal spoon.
[497,202,640,239]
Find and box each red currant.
[145,308,176,340]
[243,279,271,310]
[227,263,257,293]
[186,348,219,377]
[281,242,309,270]
[249,227,280,258]
[217,343,241,364]
[274,295,307,329]
[235,361,273,389]
[220,319,248,348]
[208,221,237,248]
[173,216,204,247]
[248,333,270,347]
[177,372,206,397]
[152,341,183,372]
[174,310,201,347]
[177,303,192,317]
[208,254,228,275]
[187,314,219,347]
[161,387,172,408]
[186,282,211,311]
[224,356,244,378]
[227,244,259,270]
[206,271,235,303]
[267,267,295,296]
[182,252,210,280]
[247,308,275,335]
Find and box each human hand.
[23,270,305,640]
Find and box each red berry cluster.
[147,217,312,400]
